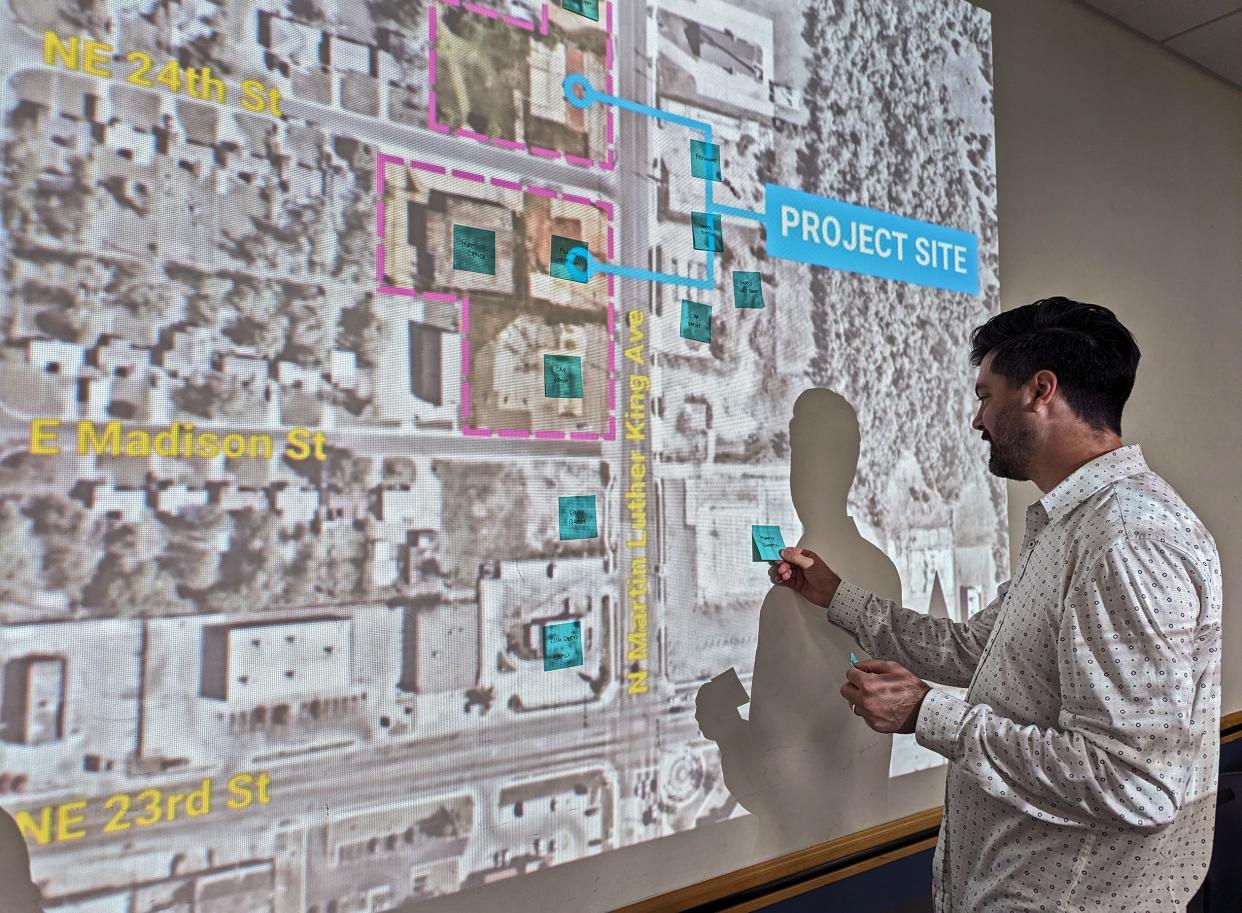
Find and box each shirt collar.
[1030,443,1148,527]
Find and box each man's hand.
[841,660,932,734]
[768,546,842,608]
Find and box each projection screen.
[0,0,1000,908]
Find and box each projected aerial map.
[0,0,1000,908]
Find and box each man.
[770,297,1221,912]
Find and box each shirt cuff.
[825,578,870,632]
[915,689,971,761]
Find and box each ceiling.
[1075,1,1242,89]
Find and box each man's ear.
[1030,368,1058,408]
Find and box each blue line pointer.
[708,202,765,223]
[562,73,719,290]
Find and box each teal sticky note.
[691,212,723,252]
[561,0,599,21]
[559,495,598,540]
[690,140,721,181]
[544,354,584,398]
[550,234,589,282]
[679,299,712,343]
[543,620,584,671]
[732,271,765,309]
[452,224,496,275]
[751,525,785,562]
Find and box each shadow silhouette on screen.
[696,388,904,856]
[0,803,43,913]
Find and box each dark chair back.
[1191,771,1242,912]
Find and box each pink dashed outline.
[427,0,616,171]
[376,153,617,443]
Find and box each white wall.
[973,0,1242,716]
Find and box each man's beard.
[986,412,1034,482]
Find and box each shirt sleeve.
[914,536,1206,832]
[825,578,1009,687]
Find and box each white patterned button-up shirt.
[826,444,1222,912]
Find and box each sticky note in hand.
[543,619,584,671]
[690,140,722,181]
[544,354,584,398]
[711,667,750,708]
[732,271,765,309]
[680,299,712,343]
[452,224,496,275]
[850,652,859,666]
[751,525,785,562]
[558,495,598,540]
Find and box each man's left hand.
[841,660,932,734]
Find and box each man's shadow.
[696,388,903,858]
[0,803,43,912]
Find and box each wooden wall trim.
[720,836,942,913]
[1223,709,1242,744]
[615,708,1242,913]
[610,808,942,913]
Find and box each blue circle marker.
[563,73,596,110]
[566,245,594,280]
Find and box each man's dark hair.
[969,296,1141,435]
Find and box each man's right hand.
[768,546,842,608]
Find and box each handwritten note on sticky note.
[558,495,598,540]
[561,0,599,21]
[680,299,712,343]
[732,271,765,309]
[543,619,584,671]
[691,212,723,252]
[751,525,785,562]
[550,234,589,283]
[544,354,584,398]
[690,140,722,181]
[452,224,496,275]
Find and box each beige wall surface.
[413,3,1242,912]
[974,0,1242,714]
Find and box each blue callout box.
[764,183,979,295]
